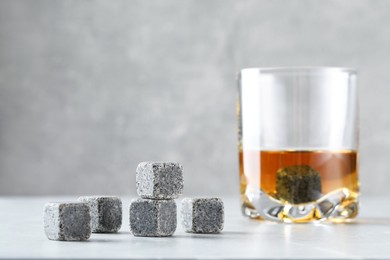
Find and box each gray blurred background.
[0,0,389,196]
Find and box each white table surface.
[1,196,390,259]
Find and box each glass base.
[241,186,358,223]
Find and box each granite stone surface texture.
[3,197,390,259]
[136,162,184,200]
[181,198,224,234]
[129,198,177,237]
[276,165,322,204]
[43,202,91,241]
[77,196,122,233]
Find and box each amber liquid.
[240,150,359,213]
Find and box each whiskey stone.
[129,198,177,237]
[136,162,184,200]
[181,198,224,234]
[44,202,91,241]
[276,165,322,204]
[78,196,122,233]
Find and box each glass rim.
[240,67,357,75]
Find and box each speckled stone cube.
[181,198,224,234]
[276,165,322,204]
[78,196,122,233]
[136,162,184,200]
[129,198,177,237]
[43,202,91,241]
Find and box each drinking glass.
[237,67,359,223]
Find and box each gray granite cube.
[181,198,224,234]
[43,202,91,241]
[129,198,177,237]
[136,162,184,200]
[276,165,322,204]
[78,196,122,233]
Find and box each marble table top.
[0,196,389,259]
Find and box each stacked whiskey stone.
[129,162,184,237]
[43,161,224,241]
